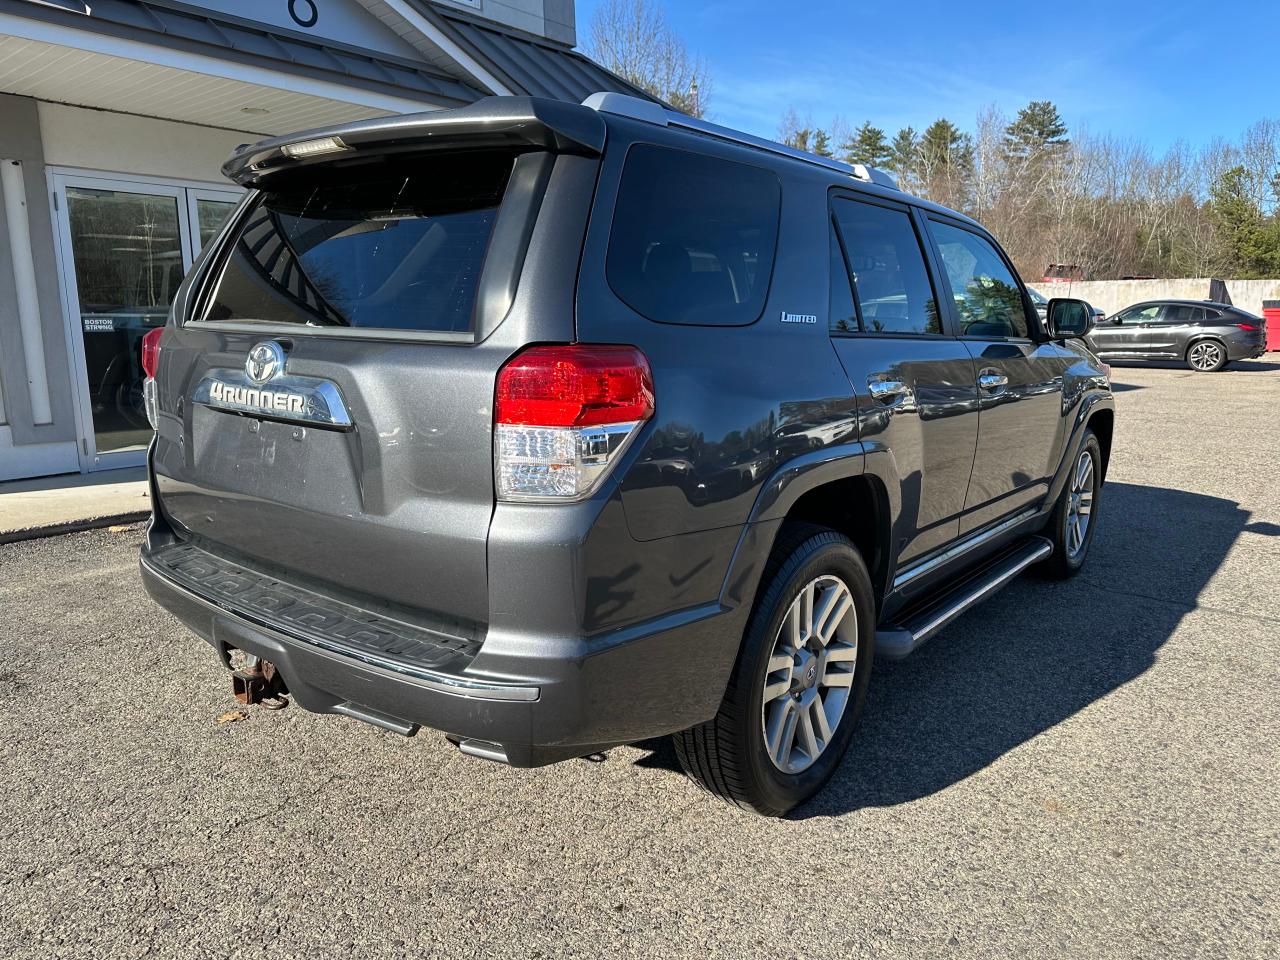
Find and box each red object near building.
[1042,263,1086,283]
[1264,300,1280,352]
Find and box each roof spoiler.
[223,96,607,187]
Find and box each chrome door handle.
[868,378,907,403]
[978,373,1008,392]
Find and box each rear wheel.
[1039,431,1102,579]
[673,525,875,816]
[1186,339,1227,372]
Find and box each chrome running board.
[876,536,1053,659]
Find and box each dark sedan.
[1087,300,1268,372]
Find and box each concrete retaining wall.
[1028,279,1280,318]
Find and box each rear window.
[200,151,514,333]
[606,144,781,326]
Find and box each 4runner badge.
[780,312,818,325]
[191,342,354,431]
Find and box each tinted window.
[606,144,781,326]
[829,220,859,333]
[930,222,1029,338]
[203,151,514,332]
[1166,305,1206,323]
[1115,304,1161,324]
[831,198,940,335]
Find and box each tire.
[1039,430,1102,580]
[673,524,875,816]
[1186,339,1227,372]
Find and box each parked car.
[1088,300,1267,371]
[137,93,1114,815]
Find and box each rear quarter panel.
[573,121,862,557]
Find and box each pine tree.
[812,129,833,158]
[1210,165,1280,277]
[919,119,973,209]
[886,127,920,189]
[1003,101,1069,160]
[844,122,891,167]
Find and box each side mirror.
[1047,298,1095,339]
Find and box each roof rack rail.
[581,91,899,190]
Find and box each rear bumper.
[1228,345,1269,360]
[1226,337,1267,361]
[140,548,741,766]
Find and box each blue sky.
[576,0,1279,151]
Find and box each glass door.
[52,174,239,471]
[187,188,241,255]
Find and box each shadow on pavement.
[631,482,1250,818]
[1104,358,1280,373]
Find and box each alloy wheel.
[1066,449,1096,559]
[1188,341,1223,371]
[761,575,858,774]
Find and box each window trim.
[923,213,1043,344]
[829,214,864,333]
[827,190,954,340]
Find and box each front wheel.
[1186,339,1227,372]
[673,525,875,816]
[1039,431,1102,579]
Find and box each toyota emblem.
[245,341,285,384]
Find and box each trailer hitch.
[231,656,289,709]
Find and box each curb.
[0,512,151,545]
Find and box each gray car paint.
[139,96,1115,764]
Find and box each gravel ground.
[2,361,1278,959]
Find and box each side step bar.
[875,536,1053,659]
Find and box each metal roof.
[3,0,485,106]
[422,4,664,105]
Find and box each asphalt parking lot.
[2,360,1278,959]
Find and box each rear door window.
[830,197,941,335]
[929,221,1029,338]
[1166,305,1206,323]
[606,144,781,326]
[200,150,515,333]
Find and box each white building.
[0,0,650,480]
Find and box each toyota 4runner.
[139,93,1115,815]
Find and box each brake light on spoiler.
[494,344,654,501]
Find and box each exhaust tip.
[455,738,510,765]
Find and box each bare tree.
[587,0,712,117]
[970,105,1006,223]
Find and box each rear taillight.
[141,327,163,430]
[495,344,654,501]
[141,327,163,379]
[1236,323,1259,332]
